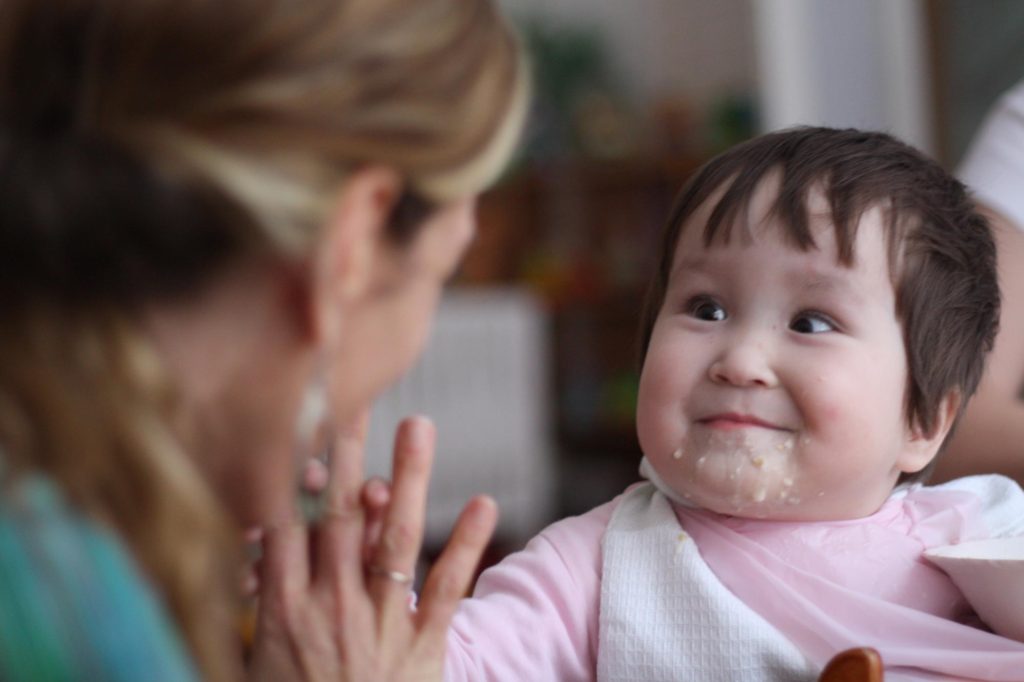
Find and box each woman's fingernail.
[406,415,433,448]
[303,459,330,491]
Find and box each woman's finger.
[259,521,311,619]
[327,409,370,511]
[368,416,434,611]
[415,495,497,656]
[361,476,391,564]
[315,409,371,589]
[302,456,330,494]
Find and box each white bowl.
[924,536,1024,642]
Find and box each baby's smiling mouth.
[697,413,788,431]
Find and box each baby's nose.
[707,338,778,388]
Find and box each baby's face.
[637,179,934,521]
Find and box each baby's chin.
[657,428,807,519]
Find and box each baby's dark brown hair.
[639,127,1000,484]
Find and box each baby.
[443,128,1024,681]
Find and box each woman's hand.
[248,415,497,681]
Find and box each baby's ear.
[898,392,961,474]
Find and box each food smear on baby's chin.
[671,429,804,517]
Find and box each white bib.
[596,483,817,682]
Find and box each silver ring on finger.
[367,564,414,586]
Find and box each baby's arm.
[444,499,616,682]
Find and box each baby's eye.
[687,297,727,322]
[790,312,836,334]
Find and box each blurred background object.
[928,0,1024,164]
[367,0,1024,561]
[365,290,554,551]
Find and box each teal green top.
[0,473,201,681]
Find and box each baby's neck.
[639,456,912,520]
[639,457,699,508]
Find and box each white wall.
[752,0,934,153]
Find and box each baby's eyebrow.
[793,272,860,298]
[671,256,716,278]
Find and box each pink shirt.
[444,476,1024,681]
[445,496,614,681]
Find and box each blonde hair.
[110,0,528,253]
[0,0,525,678]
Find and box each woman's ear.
[311,166,403,345]
[898,392,962,474]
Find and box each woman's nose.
[708,334,778,388]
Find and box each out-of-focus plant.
[517,18,634,159]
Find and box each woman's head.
[0,0,525,677]
[1,0,526,505]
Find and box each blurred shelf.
[458,153,707,508]
[460,154,705,289]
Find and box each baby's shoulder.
[529,485,649,571]
[537,491,625,549]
